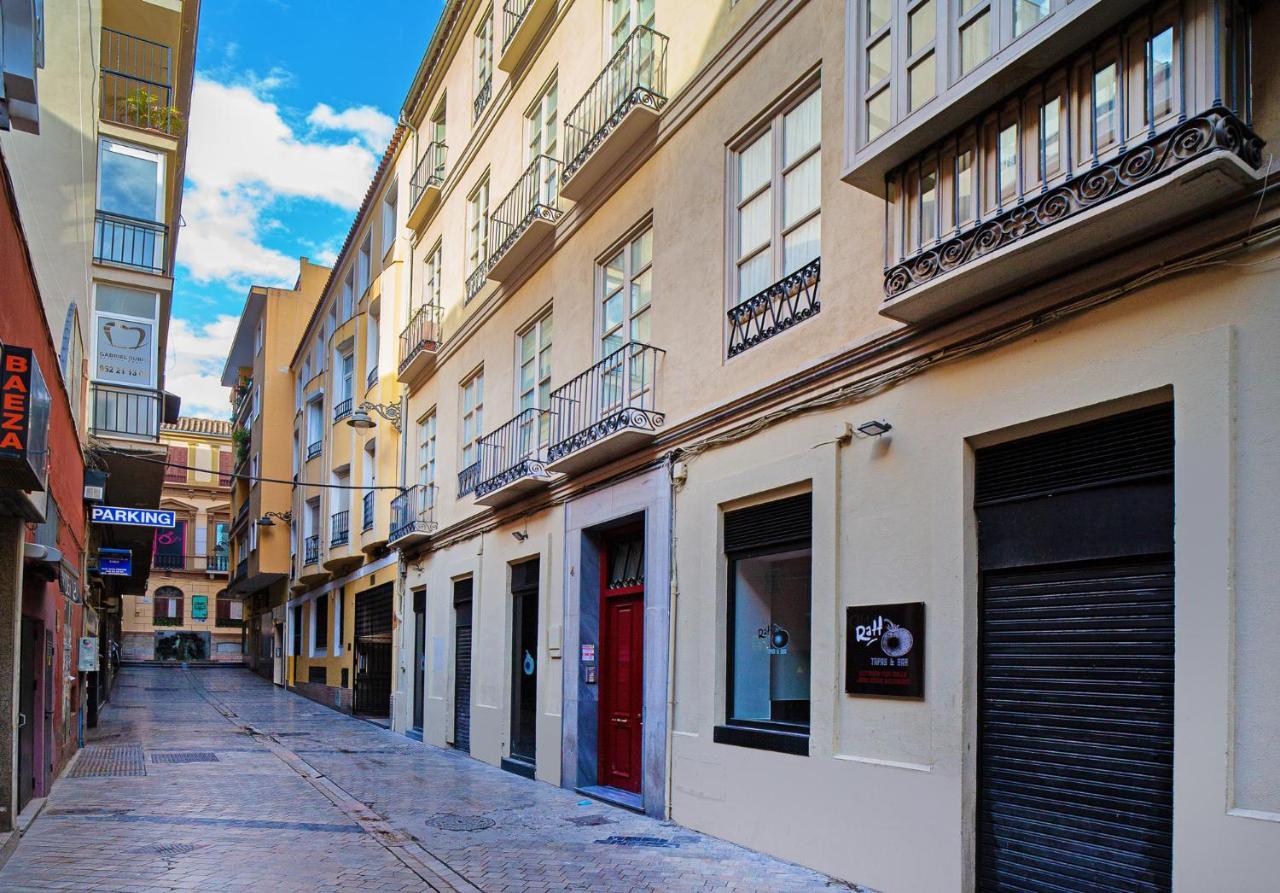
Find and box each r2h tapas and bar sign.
[845,602,925,699]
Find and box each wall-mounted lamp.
[258,511,293,527]
[512,530,529,542]
[347,400,402,432]
[854,419,893,438]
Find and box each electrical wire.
[90,446,409,491]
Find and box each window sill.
[712,723,808,756]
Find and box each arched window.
[153,586,184,625]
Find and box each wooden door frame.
[596,538,645,790]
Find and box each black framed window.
[314,593,329,651]
[716,492,812,756]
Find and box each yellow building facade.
[223,258,330,686]
[119,418,234,661]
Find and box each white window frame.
[90,283,161,389]
[466,175,490,275]
[417,410,437,505]
[460,368,484,471]
[422,240,443,311]
[598,226,652,359]
[474,11,494,106]
[97,138,165,222]
[381,182,398,257]
[516,309,553,446]
[606,0,655,55]
[358,235,372,296]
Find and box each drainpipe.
[663,450,682,820]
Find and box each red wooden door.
[599,590,644,792]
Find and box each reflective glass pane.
[867,35,891,85]
[960,11,989,73]
[910,52,935,111]
[631,228,653,270]
[1095,62,1118,146]
[1150,27,1174,119]
[729,548,812,726]
[1042,97,1061,173]
[738,250,772,300]
[868,0,890,34]
[739,132,772,196]
[867,87,891,140]
[909,1,935,55]
[99,143,161,220]
[999,123,1019,193]
[519,360,534,393]
[603,293,623,331]
[1014,0,1049,37]
[739,189,772,256]
[520,328,536,362]
[784,88,821,164]
[631,268,652,313]
[919,169,937,245]
[783,216,820,275]
[604,252,625,294]
[956,150,974,224]
[783,153,820,228]
[630,307,650,344]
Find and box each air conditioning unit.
[84,469,108,503]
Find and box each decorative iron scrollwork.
[727,258,821,358]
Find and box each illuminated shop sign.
[0,344,51,492]
[90,505,176,527]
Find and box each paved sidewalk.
[0,666,860,892]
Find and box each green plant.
[232,426,251,464]
[153,616,182,627]
[119,87,185,134]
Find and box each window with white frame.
[600,227,652,356]
[608,0,654,52]
[339,351,354,404]
[460,368,484,471]
[418,410,437,505]
[381,183,398,256]
[255,317,264,355]
[526,78,559,205]
[517,310,552,444]
[466,175,490,276]
[333,595,343,656]
[342,271,354,320]
[732,86,821,306]
[475,11,494,114]
[365,307,380,383]
[358,235,372,296]
[306,396,324,449]
[422,240,443,310]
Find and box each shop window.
[715,492,812,756]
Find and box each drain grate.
[146,843,199,856]
[69,744,146,778]
[426,814,495,832]
[596,835,677,848]
[564,814,614,827]
[151,752,220,764]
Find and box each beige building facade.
[229,0,1280,889]
[120,418,235,662]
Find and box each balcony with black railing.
[234,556,249,580]
[408,141,447,229]
[458,461,482,499]
[366,365,379,392]
[487,155,563,282]
[474,76,493,122]
[90,383,162,441]
[880,1,1263,325]
[547,342,665,476]
[499,0,555,74]
[304,534,320,565]
[362,491,375,532]
[561,26,668,202]
[330,510,350,547]
[94,211,168,274]
[100,29,180,137]
[334,397,353,423]
[389,484,438,548]
[465,261,490,304]
[306,440,323,461]
[152,552,232,574]
[473,408,556,507]
[728,259,820,358]
[397,302,443,385]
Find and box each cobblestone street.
[0,666,855,892]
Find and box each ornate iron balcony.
[488,154,563,279]
[304,535,320,565]
[458,461,482,498]
[502,0,535,53]
[474,407,554,501]
[366,366,378,392]
[333,398,353,423]
[409,141,447,208]
[563,26,668,185]
[390,484,438,543]
[727,259,821,358]
[547,342,665,467]
[330,510,350,547]
[398,303,442,374]
[93,211,168,274]
[465,261,489,303]
[362,491,375,531]
[474,75,493,122]
[306,441,322,461]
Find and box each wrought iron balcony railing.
[304,535,320,565]
[152,553,232,573]
[410,141,447,208]
[474,408,553,499]
[548,342,665,465]
[362,491,375,531]
[563,26,668,184]
[90,383,162,441]
[233,380,253,420]
[398,303,443,374]
[465,261,489,303]
[94,211,168,274]
[488,154,563,271]
[474,75,493,122]
[502,0,536,53]
[209,551,230,573]
[458,461,482,498]
[234,500,250,528]
[330,510,350,547]
[306,441,323,461]
[234,557,249,580]
[100,29,179,136]
[333,398,353,423]
[366,365,378,392]
[727,258,821,358]
[390,484,438,542]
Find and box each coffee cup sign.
[95,313,155,386]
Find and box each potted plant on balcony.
[232,426,251,465]
[118,87,185,135]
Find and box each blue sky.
[167,0,444,418]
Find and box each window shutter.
[218,450,233,486]
[165,445,188,482]
[724,492,812,554]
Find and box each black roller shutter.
[724,492,811,554]
[453,580,473,753]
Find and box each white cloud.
[307,102,395,153]
[178,74,392,289]
[164,314,241,420]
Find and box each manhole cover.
[564,814,613,827]
[427,813,495,832]
[46,807,130,816]
[151,752,220,764]
[69,744,146,778]
[596,835,676,848]
[147,843,199,856]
